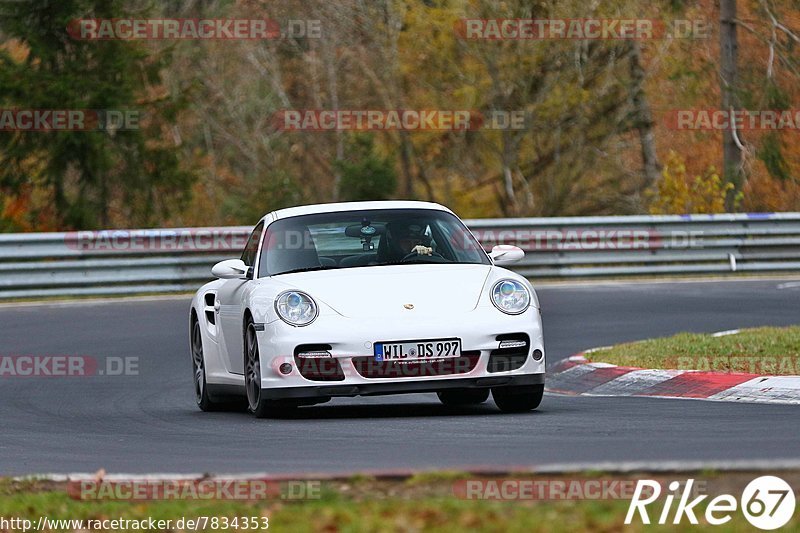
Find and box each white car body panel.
[280,264,491,318]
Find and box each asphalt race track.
[1,278,799,476]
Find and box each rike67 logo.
[626,476,795,529]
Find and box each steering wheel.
[400,250,445,262]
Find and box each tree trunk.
[720,0,742,211]
[501,129,517,214]
[629,40,660,207]
[324,47,343,202]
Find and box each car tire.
[244,320,296,419]
[191,317,221,412]
[437,388,490,406]
[492,384,544,413]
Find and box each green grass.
[585,326,800,374]
[1,474,797,532]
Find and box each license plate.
[374,338,461,362]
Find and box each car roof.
[267,200,454,222]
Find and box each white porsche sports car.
[190,201,545,417]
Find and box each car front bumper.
[262,372,544,399]
[256,304,546,396]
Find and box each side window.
[241,221,264,267]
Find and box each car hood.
[278,264,493,318]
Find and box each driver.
[387,222,433,260]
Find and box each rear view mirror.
[344,223,385,238]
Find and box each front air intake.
[293,344,344,381]
[487,333,530,373]
[352,351,481,379]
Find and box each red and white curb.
[546,352,800,405]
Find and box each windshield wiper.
[274,265,338,276]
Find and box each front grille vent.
[487,333,530,373]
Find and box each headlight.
[275,291,318,326]
[491,279,530,315]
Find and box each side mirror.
[489,245,524,265]
[212,259,249,279]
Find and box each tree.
[628,40,660,201]
[650,151,735,214]
[335,134,397,201]
[720,0,742,210]
[0,0,193,229]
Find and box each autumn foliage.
[0,0,798,231]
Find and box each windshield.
[257,209,490,277]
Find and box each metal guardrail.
[1,213,799,300]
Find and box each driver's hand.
[412,245,433,256]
